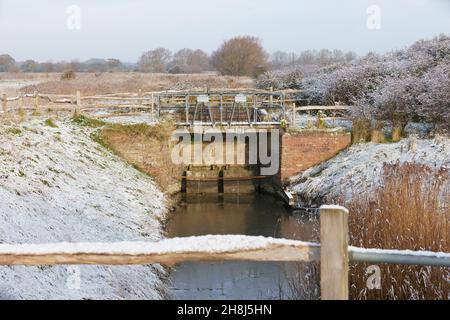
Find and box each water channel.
[167,194,319,300]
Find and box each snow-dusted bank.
[0,119,167,299]
[290,136,450,205]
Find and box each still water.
[167,194,319,300]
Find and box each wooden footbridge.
[155,90,290,127]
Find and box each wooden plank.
[320,205,349,300]
[34,91,39,111]
[0,236,320,266]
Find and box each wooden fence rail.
[0,205,448,300]
[2,90,351,127]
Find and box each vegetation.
[88,116,179,193]
[211,36,268,77]
[0,54,16,72]
[6,127,22,135]
[138,48,172,73]
[60,70,76,81]
[44,118,58,128]
[72,114,106,128]
[345,163,449,300]
[257,35,450,133]
[286,162,449,300]
[18,73,253,96]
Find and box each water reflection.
[167,194,319,300]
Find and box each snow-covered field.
[290,136,450,205]
[0,118,167,299]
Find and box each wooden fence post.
[34,91,39,112]
[151,93,155,114]
[18,94,24,118]
[76,90,81,113]
[320,205,349,300]
[1,94,7,113]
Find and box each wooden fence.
[1,90,357,129]
[0,205,448,300]
[290,104,353,125]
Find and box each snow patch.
[0,235,318,255]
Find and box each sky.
[0,0,449,62]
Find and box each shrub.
[44,118,58,128]
[211,36,268,77]
[258,35,450,129]
[352,119,371,143]
[256,67,303,90]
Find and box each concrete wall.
[280,130,351,184]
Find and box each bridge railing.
[3,90,357,127]
[0,205,448,300]
[1,90,300,127]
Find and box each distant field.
[0,72,255,96]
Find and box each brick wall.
[280,130,351,183]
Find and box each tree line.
[257,34,449,132]
[0,36,357,77]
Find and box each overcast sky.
[0,0,449,62]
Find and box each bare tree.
[0,54,16,72]
[211,36,268,77]
[138,48,172,73]
[297,50,317,65]
[106,58,122,72]
[20,60,39,72]
[270,51,298,69]
[37,62,55,73]
[169,49,209,73]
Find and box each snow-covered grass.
[0,235,318,255]
[290,136,450,204]
[0,117,168,300]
